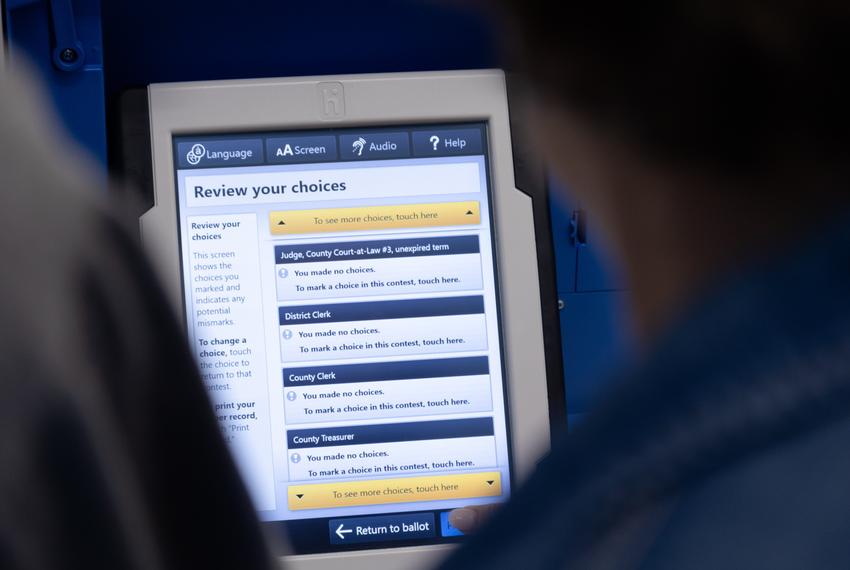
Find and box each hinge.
[569,209,587,247]
[48,0,85,71]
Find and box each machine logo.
[352,137,367,157]
[317,81,345,120]
[187,143,206,165]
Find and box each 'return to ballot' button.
[288,472,501,510]
[329,513,435,545]
[269,201,480,235]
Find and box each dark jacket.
[444,212,850,569]
[0,73,273,570]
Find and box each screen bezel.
[143,70,552,570]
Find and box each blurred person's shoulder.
[0,70,160,415]
[0,70,160,381]
[0,71,103,227]
[0,72,272,570]
[0,71,130,332]
[0,69,158,568]
[443,209,850,569]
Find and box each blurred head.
[492,2,850,337]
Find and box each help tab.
[444,137,467,150]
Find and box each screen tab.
[266,135,339,164]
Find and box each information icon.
[286,391,297,402]
[291,453,301,464]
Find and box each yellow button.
[288,471,501,510]
[270,201,480,235]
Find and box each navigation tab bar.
[174,123,487,169]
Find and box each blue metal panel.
[6,1,628,422]
[548,176,624,293]
[4,0,106,170]
[576,230,623,292]
[549,189,578,293]
[100,1,498,104]
[559,291,631,418]
[550,176,630,421]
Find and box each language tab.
[176,138,264,169]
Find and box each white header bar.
[183,162,480,208]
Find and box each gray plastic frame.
[143,70,551,570]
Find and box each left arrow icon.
[335,524,353,540]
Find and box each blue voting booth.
[2,0,628,426]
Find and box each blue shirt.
[443,210,850,569]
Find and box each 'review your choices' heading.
[194,179,347,200]
[183,162,482,208]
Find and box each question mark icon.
[429,135,440,151]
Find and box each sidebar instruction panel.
[173,123,511,549]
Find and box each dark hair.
[496,2,850,177]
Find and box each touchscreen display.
[172,123,511,553]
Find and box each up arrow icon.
[335,524,353,540]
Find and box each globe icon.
[186,143,206,165]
